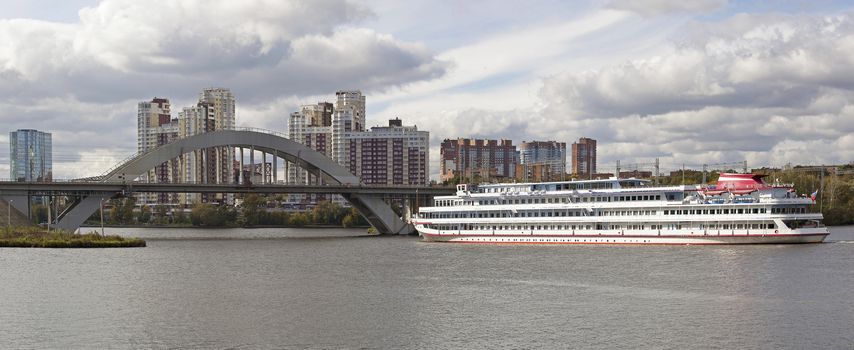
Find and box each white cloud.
[0,0,447,178]
[387,10,854,179]
[607,0,727,16]
[536,12,854,171]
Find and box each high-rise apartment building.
[571,137,597,179]
[197,88,236,188]
[136,88,237,206]
[177,100,233,204]
[287,93,428,190]
[137,98,179,204]
[9,129,52,182]
[518,140,566,181]
[287,102,334,185]
[346,118,429,186]
[332,90,366,169]
[440,138,516,182]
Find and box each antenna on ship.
[654,158,660,185]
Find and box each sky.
[1,0,853,180]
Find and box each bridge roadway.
[0,181,454,196]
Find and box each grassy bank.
[0,227,146,248]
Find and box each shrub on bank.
[0,227,146,248]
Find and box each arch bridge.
[2,129,449,234]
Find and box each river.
[1,226,853,349]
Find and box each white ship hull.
[417,228,828,245]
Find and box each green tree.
[31,204,48,224]
[215,205,238,226]
[311,201,346,225]
[241,193,263,226]
[289,212,309,227]
[121,197,136,224]
[154,205,168,224]
[138,205,152,224]
[173,207,188,224]
[341,207,367,228]
[190,203,213,226]
[108,199,123,224]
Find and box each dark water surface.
[2,226,853,349]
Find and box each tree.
[190,203,213,226]
[172,207,188,224]
[154,205,168,224]
[289,212,309,227]
[311,201,346,225]
[342,207,367,228]
[241,193,263,226]
[138,205,152,224]
[215,205,238,226]
[121,197,136,224]
[108,199,123,224]
[31,204,48,224]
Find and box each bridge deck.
[0,181,454,196]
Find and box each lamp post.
[100,198,105,236]
[8,199,12,234]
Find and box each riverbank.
[0,227,146,248]
[82,223,371,229]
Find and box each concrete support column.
[261,151,267,184]
[202,150,208,184]
[239,147,244,185]
[250,146,255,184]
[273,155,278,184]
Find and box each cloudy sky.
[1,0,853,179]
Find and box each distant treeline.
[32,194,370,229]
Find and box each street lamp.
[8,199,12,234]
[100,198,105,236]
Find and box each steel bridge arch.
[56,130,412,234]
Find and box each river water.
[1,226,853,349]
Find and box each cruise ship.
[411,173,828,245]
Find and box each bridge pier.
[345,193,414,235]
[55,194,113,232]
[0,193,31,219]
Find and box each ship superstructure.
[412,173,828,244]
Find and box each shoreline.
[1,228,146,248]
[81,224,371,229]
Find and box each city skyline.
[1,0,854,180]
